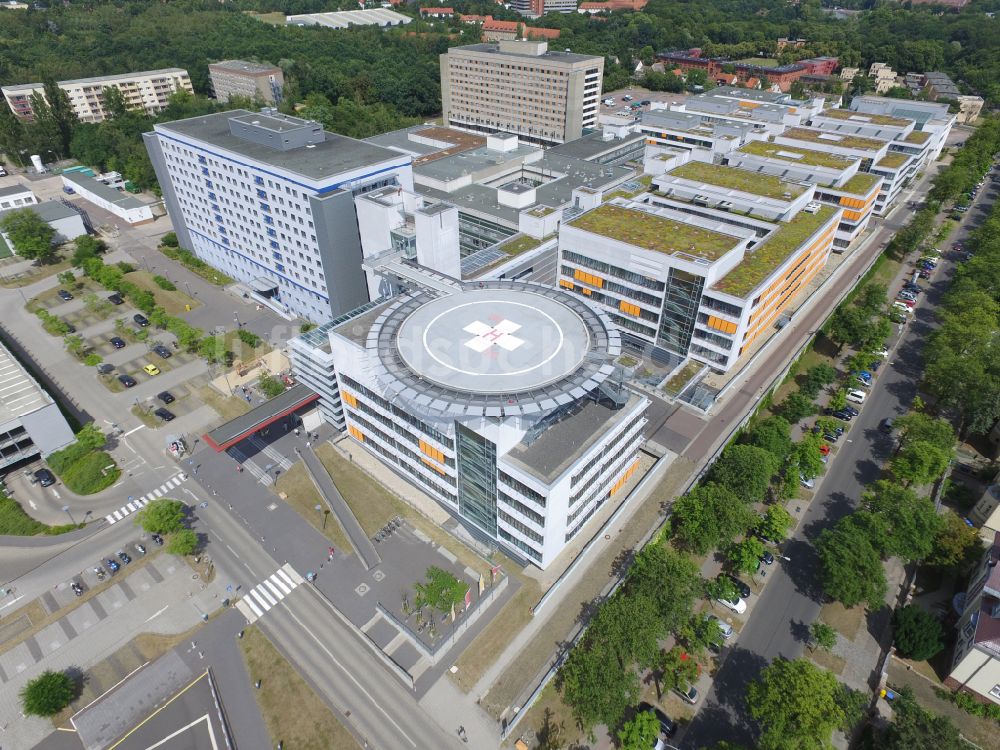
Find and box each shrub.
[60,451,120,495]
[47,442,91,475]
[116,262,136,274]
[160,231,179,247]
[300,322,315,333]
[892,605,944,661]
[20,670,77,716]
[83,354,102,367]
[135,499,186,534]
[237,329,262,349]
[778,392,816,422]
[258,373,286,398]
[167,528,199,556]
[153,275,176,291]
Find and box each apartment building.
[209,60,284,105]
[509,0,576,16]
[290,279,648,568]
[143,109,413,322]
[440,41,604,146]
[2,68,193,123]
[558,193,840,371]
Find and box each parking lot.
[599,86,688,119]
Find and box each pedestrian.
[294,428,300,437]
[306,441,311,448]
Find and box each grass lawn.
[274,462,353,555]
[735,56,779,66]
[315,443,492,576]
[160,245,234,286]
[59,450,120,495]
[516,683,589,749]
[671,161,807,199]
[130,405,160,429]
[238,626,361,750]
[197,384,252,422]
[820,601,864,641]
[808,646,846,675]
[498,234,543,256]
[223,329,272,364]
[122,270,199,316]
[663,360,703,396]
[0,492,78,536]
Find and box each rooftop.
[286,8,411,28]
[818,108,911,127]
[366,125,486,165]
[450,42,601,65]
[0,199,79,223]
[1,68,188,92]
[209,60,280,74]
[668,161,808,200]
[781,127,887,152]
[0,339,49,423]
[903,130,932,144]
[154,110,404,183]
[62,173,146,209]
[836,172,882,195]
[569,203,740,261]
[875,152,910,170]
[713,204,837,297]
[738,140,856,169]
[547,129,646,162]
[505,392,644,483]
[0,184,33,199]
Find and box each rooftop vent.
[803,201,821,214]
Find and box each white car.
[710,615,734,639]
[892,301,911,314]
[847,389,866,404]
[874,347,889,358]
[717,595,747,614]
[800,474,815,489]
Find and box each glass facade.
[658,268,705,355]
[456,422,498,536]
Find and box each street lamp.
[185,281,193,298]
[62,505,75,524]
[233,312,241,329]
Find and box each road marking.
[0,595,24,612]
[225,544,240,560]
[105,671,209,750]
[51,489,60,499]
[27,499,37,510]
[153,488,163,498]
[143,605,169,623]
[122,425,145,437]
[252,586,276,608]
[269,575,291,596]
[243,561,257,576]
[106,474,186,524]
[263,579,284,601]
[144,715,218,750]
[281,604,417,747]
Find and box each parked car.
[157,391,175,404]
[847,389,866,404]
[898,291,917,302]
[118,374,137,388]
[151,533,163,546]
[825,408,854,421]
[879,417,894,434]
[106,559,120,573]
[819,443,831,455]
[917,270,932,280]
[675,684,700,705]
[636,702,677,738]
[97,363,114,375]
[143,364,161,376]
[108,293,124,305]
[891,301,911,314]
[709,615,734,639]
[34,468,55,487]
[135,543,146,555]
[152,344,172,359]
[889,310,908,324]
[117,550,131,565]
[57,289,73,301]
[717,595,747,614]
[842,405,860,417]
[800,475,815,489]
[729,575,751,598]
[760,549,775,565]
[71,582,84,596]
[110,336,126,349]
[154,407,175,422]
[133,314,150,327]
[822,432,839,444]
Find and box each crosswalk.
[235,564,305,624]
[227,439,294,486]
[105,473,186,524]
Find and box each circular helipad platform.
[396,289,590,394]
[367,281,621,418]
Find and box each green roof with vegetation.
[782,127,887,151]
[526,206,555,218]
[819,108,911,126]
[738,139,855,169]
[669,161,807,199]
[876,152,910,169]
[903,130,931,144]
[837,172,882,195]
[498,233,543,256]
[602,174,653,202]
[713,205,837,297]
[569,204,739,261]
[734,57,779,67]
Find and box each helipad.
[396,289,591,394]
[367,280,621,417]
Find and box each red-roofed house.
[946,531,1000,706]
[421,6,454,17]
[481,17,522,40]
[459,13,490,22]
[744,77,761,90]
[525,26,560,40]
[577,0,648,12]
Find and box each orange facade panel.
[707,315,738,335]
[419,440,445,463]
[348,425,364,442]
[610,459,641,496]
[422,457,447,475]
[559,278,574,289]
[619,300,641,316]
[341,390,358,408]
[573,268,604,288]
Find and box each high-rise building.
[2,68,193,123]
[209,60,285,105]
[440,41,603,146]
[143,109,413,321]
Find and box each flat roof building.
[2,68,192,123]
[209,60,284,105]
[0,340,74,473]
[144,109,413,321]
[290,279,648,568]
[286,8,411,28]
[440,41,604,146]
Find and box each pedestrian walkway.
[104,473,186,524]
[234,563,304,624]
[226,439,293,486]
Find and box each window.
[990,685,1000,700]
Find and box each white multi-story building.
[2,68,193,123]
[209,60,284,105]
[143,109,413,321]
[290,279,648,568]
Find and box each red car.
[819,444,831,456]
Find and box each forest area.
[0,0,998,190]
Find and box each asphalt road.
[681,165,998,748]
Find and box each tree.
[826,306,870,351]
[757,505,794,544]
[257,373,286,398]
[677,612,724,656]
[413,566,466,614]
[74,423,105,451]
[743,416,793,464]
[861,480,942,561]
[57,270,75,286]
[618,708,660,750]
[560,639,639,732]
[794,433,826,481]
[893,412,957,454]
[654,646,700,695]
[707,445,778,503]
[817,518,887,609]
[199,335,231,366]
[891,441,952,487]
[880,687,965,750]
[134,498,186,534]
[927,511,983,570]
[64,334,86,359]
[705,575,740,605]
[810,621,837,652]
[167,528,199,556]
[594,592,665,671]
[892,605,943,661]
[20,670,77,716]
[0,208,57,262]
[777,392,816,422]
[0,96,27,166]
[746,659,845,750]
[628,543,701,632]
[801,364,837,397]
[671,483,755,554]
[727,537,765,577]
[69,235,104,267]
